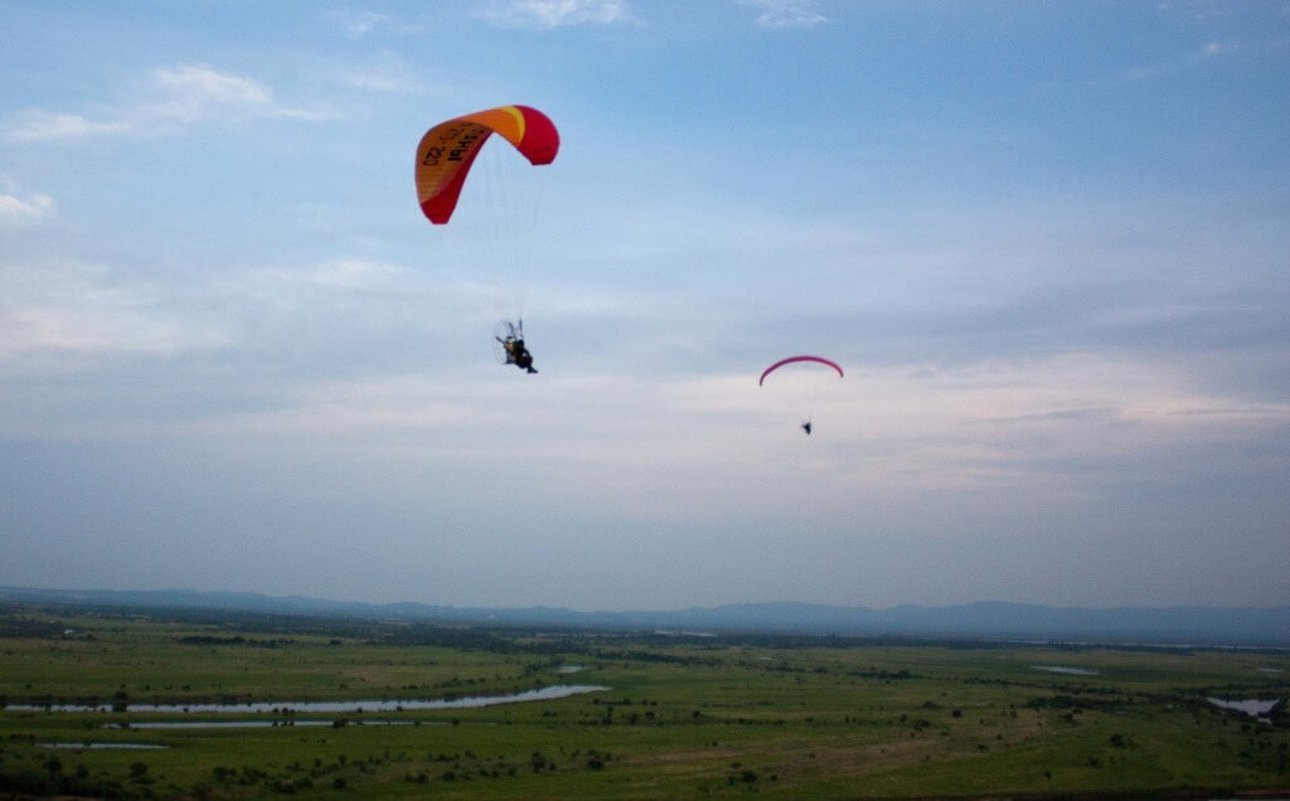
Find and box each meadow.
[1,603,1286,800]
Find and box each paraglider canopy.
[415,104,559,225]
[758,355,844,386]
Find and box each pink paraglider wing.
[758,355,844,386]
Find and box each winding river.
[5,684,609,715]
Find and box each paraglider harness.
[496,321,537,374]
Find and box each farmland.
[1,604,1286,799]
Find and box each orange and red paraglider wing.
[758,355,844,386]
[415,105,559,225]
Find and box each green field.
[1,604,1286,800]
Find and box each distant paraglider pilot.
[759,355,844,436]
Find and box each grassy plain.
[0,604,1286,800]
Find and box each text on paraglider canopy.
[421,125,483,167]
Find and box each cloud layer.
[2,2,1287,610]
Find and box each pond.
[1206,696,1281,721]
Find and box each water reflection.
[41,742,168,750]
[117,719,425,730]
[1031,665,1099,676]
[5,684,607,715]
[1206,696,1281,721]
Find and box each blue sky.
[2,1,1288,611]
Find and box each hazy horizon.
[9,582,1290,613]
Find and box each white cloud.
[0,254,433,370]
[332,56,427,95]
[2,64,331,143]
[324,9,391,37]
[1116,37,1241,83]
[143,64,334,125]
[334,68,412,94]
[0,260,230,360]
[268,257,417,291]
[836,352,1290,492]
[476,0,636,29]
[3,111,133,143]
[741,0,829,29]
[0,193,54,224]
[146,64,273,122]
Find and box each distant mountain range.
[3,585,1288,647]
